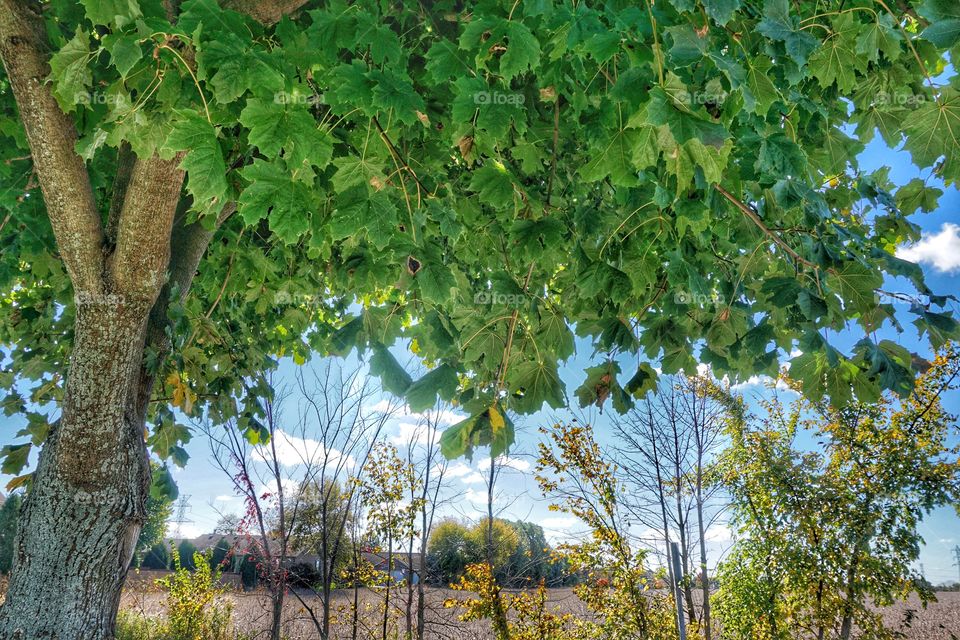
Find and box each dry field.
[120,582,960,640]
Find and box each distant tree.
[176,541,198,571]
[505,520,551,586]
[289,479,353,588]
[427,519,473,584]
[133,462,175,567]
[716,346,960,640]
[0,493,23,574]
[213,514,241,535]
[209,538,231,571]
[140,543,170,571]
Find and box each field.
[120,583,960,640]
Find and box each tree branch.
[221,0,312,24]
[109,154,185,300]
[714,184,823,273]
[133,201,237,422]
[0,0,105,293]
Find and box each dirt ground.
[120,586,960,640]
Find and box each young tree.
[716,346,960,640]
[359,442,423,640]
[1,1,957,636]
[612,373,730,635]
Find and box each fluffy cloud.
[897,223,960,273]
[496,456,531,472]
[252,430,355,470]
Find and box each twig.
[715,184,826,273]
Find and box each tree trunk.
[0,302,152,640]
[695,474,712,640]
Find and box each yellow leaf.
[488,404,505,432]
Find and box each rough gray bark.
[0,303,152,639]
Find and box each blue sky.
[1,117,959,585]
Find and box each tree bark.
[0,302,152,639]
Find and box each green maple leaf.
[829,262,883,315]
[757,0,818,64]
[903,89,960,184]
[469,163,515,208]
[370,70,424,125]
[499,21,540,80]
[856,15,903,62]
[406,364,459,412]
[743,55,781,116]
[647,87,728,147]
[895,179,943,214]
[48,28,92,113]
[509,360,565,413]
[808,14,868,92]
[439,403,514,460]
[162,111,228,209]
[416,262,457,306]
[581,126,650,186]
[239,98,333,172]
[80,0,141,26]
[703,0,742,26]
[102,34,143,78]
[237,160,312,243]
[332,188,398,250]
[148,420,193,461]
[369,345,413,396]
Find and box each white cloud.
[704,523,733,543]
[464,488,490,504]
[365,400,465,427]
[214,495,237,503]
[496,456,531,472]
[388,421,439,447]
[445,462,474,478]
[539,516,580,531]
[460,472,487,485]
[730,374,793,393]
[897,223,960,273]
[252,430,355,470]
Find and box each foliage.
[141,542,172,570]
[0,493,21,574]
[135,462,176,565]
[536,423,671,640]
[288,479,353,582]
[177,541,200,571]
[715,345,960,640]
[1,0,959,484]
[149,547,233,640]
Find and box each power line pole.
[172,494,192,538]
[953,546,960,584]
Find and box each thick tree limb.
[109,155,185,300]
[221,0,312,24]
[0,0,104,294]
[106,143,136,247]
[134,201,237,422]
